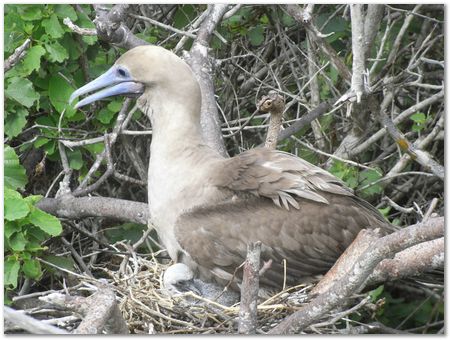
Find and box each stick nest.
[102,249,313,334]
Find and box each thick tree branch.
[4,306,68,334]
[36,196,149,225]
[268,216,444,334]
[40,286,129,334]
[184,4,229,156]
[367,237,444,285]
[238,241,261,334]
[350,4,365,103]
[363,5,385,60]
[93,4,149,49]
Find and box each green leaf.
[48,75,76,116]
[77,11,97,45]
[378,206,391,217]
[44,41,69,63]
[4,11,26,53]
[68,149,83,170]
[27,208,62,236]
[34,137,50,148]
[23,195,43,205]
[369,284,384,302]
[54,4,78,21]
[83,142,104,156]
[410,112,426,123]
[248,26,265,46]
[22,45,46,75]
[4,145,28,190]
[105,223,147,244]
[5,108,28,138]
[281,13,295,27]
[410,112,428,132]
[9,232,27,251]
[4,258,21,289]
[173,5,196,28]
[358,168,383,197]
[5,77,40,108]
[107,100,123,112]
[42,255,75,273]
[22,259,42,279]
[60,35,81,60]
[17,5,43,21]
[97,107,116,124]
[5,221,20,239]
[26,225,48,243]
[42,13,65,38]
[4,188,30,221]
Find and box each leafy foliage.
[328,160,383,199]
[4,147,62,297]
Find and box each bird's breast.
[147,153,227,261]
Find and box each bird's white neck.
[143,88,223,261]
[141,86,205,155]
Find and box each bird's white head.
[69,45,202,126]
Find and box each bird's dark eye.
[117,68,127,77]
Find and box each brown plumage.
[70,45,393,291]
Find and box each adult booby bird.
[70,46,392,290]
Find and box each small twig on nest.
[238,241,261,334]
[4,306,68,334]
[41,284,129,334]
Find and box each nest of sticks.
[94,244,367,334]
[101,248,314,334]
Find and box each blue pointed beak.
[69,65,145,109]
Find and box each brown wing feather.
[175,193,392,289]
[212,148,353,209]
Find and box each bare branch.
[63,17,97,36]
[129,13,196,39]
[350,5,366,102]
[367,237,444,285]
[268,216,444,334]
[41,287,129,334]
[363,5,385,60]
[238,241,261,334]
[4,38,31,72]
[274,100,334,145]
[93,4,149,49]
[386,5,423,66]
[348,89,444,158]
[284,4,352,83]
[74,99,133,194]
[379,104,444,180]
[4,306,68,334]
[36,196,149,225]
[184,4,230,156]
